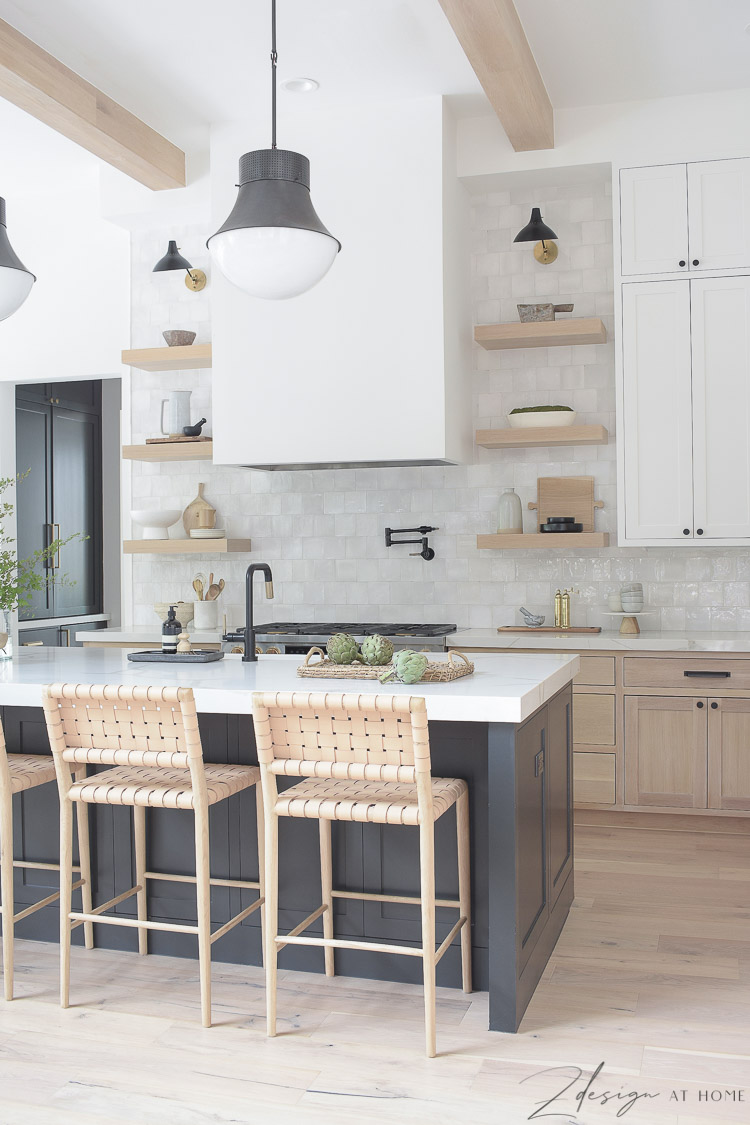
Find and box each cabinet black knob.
[683,528,690,535]
[697,701,704,708]
[679,260,686,267]
[692,259,699,266]
[711,701,719,709]
[697,528,704,535]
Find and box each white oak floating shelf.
[123,539,252,555]
[122,442,214,463]
[121,343,212,371]
[474,318,607,351]
[476,424,609,449]
[477,532,610,549]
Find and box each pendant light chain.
[271,0,278,149]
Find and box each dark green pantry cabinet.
[15,383,102,621]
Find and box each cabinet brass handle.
[684,670,730,678]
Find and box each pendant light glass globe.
[210,225,338,300]
[0,198,35,321]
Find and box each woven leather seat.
[69,763,260,809]
[7,753,57,795]
[276,775,467,825]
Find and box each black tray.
[539,522,583,533]
[127,650,225,663]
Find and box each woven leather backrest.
[252,691,430,781]
[42,683,201,769]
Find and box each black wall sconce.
[153,240,207,292]
[385,525,438,561]
[514,207,558,265]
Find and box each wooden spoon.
[192,575,204,601]
[205,577,223,601]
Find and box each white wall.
[0,170,130,386]
[458,87,750,182]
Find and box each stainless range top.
[223,622,458,654]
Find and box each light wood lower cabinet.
[708,698,750,811]
[624,696,708,808]
[574,752,616,805]
[573,693,616,746]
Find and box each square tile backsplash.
[128,183,749,632]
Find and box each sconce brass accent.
[185,268,207,292]
[534,240,558,265]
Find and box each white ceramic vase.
[193,599,218,630]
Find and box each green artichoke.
[361,634,394,666]
[380,649,428,684]
[326,632,362,665]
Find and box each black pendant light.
[0,198,35,321]
[207,0,340,300]
[514,207,559,265]
[153,240,206,291]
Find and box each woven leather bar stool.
[252,690,471,1058]
[0,712,94,1001]
[43,682,265,1027]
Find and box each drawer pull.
[684,669,730,678]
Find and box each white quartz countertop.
[451,628,750,654]
[0,649,579,724]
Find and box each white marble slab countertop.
[451,628,750,653]
[0,649,579,724]
[74,626,224,645]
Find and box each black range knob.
[692,259,700,266]
[697,528,704,535]
[711,702,719,709]
[679,260,686,267]
[683,528,690,535]
[697,701,704,709]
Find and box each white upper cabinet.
[620,158,750,276]
[620,165,688,276]
[687,159,750,271]
[621,276,750,544]
[622,281,694,539]
[691,275,750,539]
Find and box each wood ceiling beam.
[0,17,185,190]
[438,0,554,151]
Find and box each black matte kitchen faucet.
[243,563,274,662]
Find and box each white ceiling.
[515,0,750,109]
[0,0,484,152]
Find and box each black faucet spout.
[243,563,274,662]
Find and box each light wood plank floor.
[1,813,749,1124]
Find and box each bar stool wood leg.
[193,807,212,1028]
[456,791,472,994]
[133,806,148,956]
[419,815,437,1059]
[1,784,14,1001]
[59,797,73,1009]
[265,806,279,1037]
[74,790,94,951]
[319,820,334,977]
[255,783,266,969]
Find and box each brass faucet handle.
[265,581,274,598]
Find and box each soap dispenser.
[162,605,182,654]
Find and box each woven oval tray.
[297,648,475,683]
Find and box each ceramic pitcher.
[160,390,192,436]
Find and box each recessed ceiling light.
[281,77,319,94]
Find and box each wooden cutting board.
[182,482,216,534]
[528,476,603,533]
